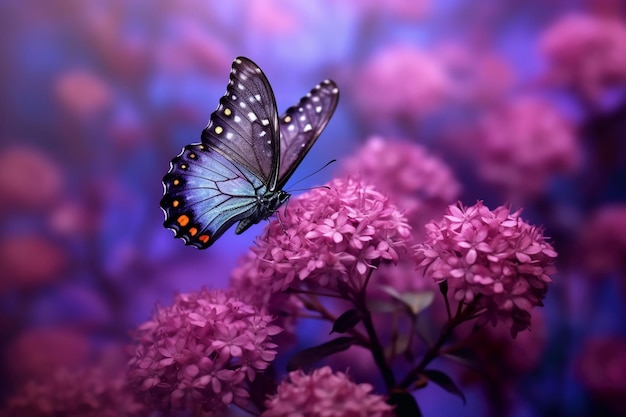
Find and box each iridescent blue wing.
[161,143,268,249]
[161,57,280,249]
[277,79,339,188]
[201,57,281,191]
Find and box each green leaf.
[381,286,435,316]
[423,369,466,404]
[388,391,422,417]
[287,337,356,372]
[330,309,363,334]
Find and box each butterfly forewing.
[161,143,268,248]
[201,57,281,190]
[277,79,339,188]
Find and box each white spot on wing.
[240,102,246,108]
[303,124,312,132]
[255,94,261,101]
[226,132,233,139]
[288,125,295,131]
[261,119,269,126]
[315,106,322,113]
[248,112,257,122]
[234,115,241,123]
[238,83,244,90]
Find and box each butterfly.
[160,57,340,249]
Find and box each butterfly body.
[161,57,338,249]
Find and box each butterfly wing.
[277,79,339,188]
[201,57,281,191]
[161,57,281,249]
[161,143,268,249]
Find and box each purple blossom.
[339,137,460,238]
[540,13,626,101]
[127,289,282,415]
[475,97,581,201]
[262,366,394,417]
[248,177,412,295]
[414,202,557,336]
[2,365,147,417]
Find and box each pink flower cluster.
[248,177,411,294]
[576,337,626,414]
[127,289,281,414]
[352,45,452,127]
[414,202,557,336]
[230,251,303,343]
[476,97,580,200]
[540,13,626,100]
[3,366,147,417]
[577,204,626,277]
[339,137,460,236]
[262,366,394,417]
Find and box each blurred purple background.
[2,0,626,416]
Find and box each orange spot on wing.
[173,179,180,186]
[177,214,190,226]
[189,227,198,236]
[198,234,210,244]
[172,200,179,208]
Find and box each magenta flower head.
[3,366,147,417]
[249,177,411,295]
[262,366,394,417]
[414,202,557,336]
[127,289,282,415]
[339,137,460,236]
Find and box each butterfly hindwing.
[277,79,339,188]
[201,57,281,191]
[161,143,268,249]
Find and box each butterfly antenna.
[286,159,337,191]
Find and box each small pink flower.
[339,137,460,238]
[351,46,452,128]
[127,289,281,414]
[414,202,557,336]
[248,178,412,295]
[262,366,394,417]
[540,13,626,101]
[475,97,581,201]
[53,69,113,119]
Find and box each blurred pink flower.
[463,309,547,380]
[5,327,90,383]
[0,234,67,292]
[436,42,515,105]
[540,13,626,101]
[127,289,281,414]
[475,97,580,200]
[339,137,460,237]
[577,204,626,276]
[352,46,452,126]
[0,147,63,212]
[414,202,557,336]
[53,69,113,119]
[576,336,626,415]
[262,366,394,417]
[230,251,303,345]
[2,365,147,417]
[249,177,412,295]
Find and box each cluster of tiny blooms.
[249,177,411,294]
[476,97,580,200]
[2,366,147,417]
[261,366,394,417]
[230,251,303,343]
[414,202,557,336]
[339,136,460,235]
[540,13,626,100]
[127,289,281,415]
